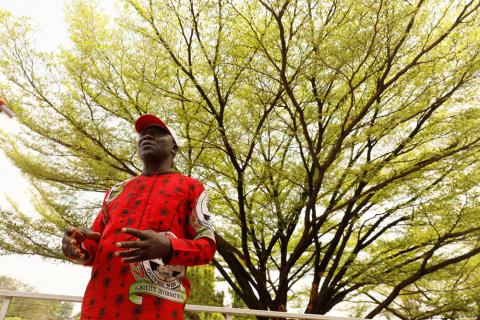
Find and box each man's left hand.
[114,228,172,263]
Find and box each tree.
[185,265,224,320]
[1,0,480,318]
[229,286,255,320]
[351,256,480,320]
[0,276,75,320]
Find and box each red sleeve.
[81,192,109,266]
[167,181,216,266]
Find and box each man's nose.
[141,133,155,140]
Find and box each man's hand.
[114,228,172,263]
[62,227,101,264]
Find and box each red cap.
[134,114,179,146]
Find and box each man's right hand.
[62,227,101,264]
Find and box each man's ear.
[172,145,179,154]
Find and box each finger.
[115,240,145,249]
[71,228,87,242]
[69,251,86,259]
[69,235,84,247]
[62,234,86,257]
[62,236,79,252]
[64,226,76,236]
[121,228,148,240]
[63,234,74,244]
[122,254,147,263]
[66,240,83,254]
[83,229,101,240]
[69,228,101,243]
[64,246,85,259]
[62,242,75,257]
[115,248,142,257]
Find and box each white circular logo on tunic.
[141,231,185,289]
[196,191,213,229]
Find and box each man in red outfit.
[62,114,216,319]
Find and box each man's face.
[137,125,177,163]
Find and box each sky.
[0,115,91,298]
[0,0,112,297]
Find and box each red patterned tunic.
[80,172,216,319]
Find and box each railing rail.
[0,290,367,320]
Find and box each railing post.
[0,296,12,320]
[225,313,233,320]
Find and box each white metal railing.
[0,290,367,320]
